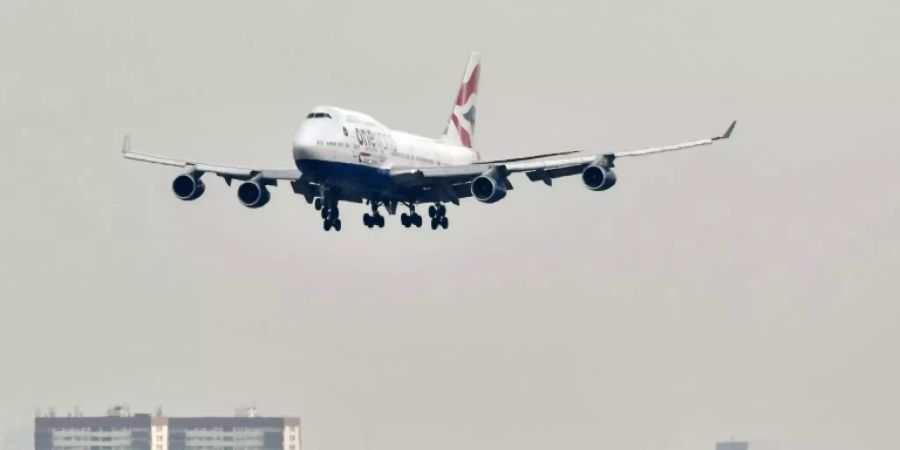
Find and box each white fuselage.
[292,106,477,175]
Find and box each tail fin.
[441,52,481,156]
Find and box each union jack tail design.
[441,52,481,157]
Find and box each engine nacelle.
[237,180,271,209]
[471,174,508,203]
[172,173,205,201]
[581,164,617,191]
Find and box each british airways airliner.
[123,52,736,231]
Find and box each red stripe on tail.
[455,65,480,106]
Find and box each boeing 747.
[123,52,736,231]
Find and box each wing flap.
[391,165,486,186]
[525,164,588,184]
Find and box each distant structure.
[34,406,300,450]
[716,440,750,450]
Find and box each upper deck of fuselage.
[297,106,442,145]
[306,106,386,129]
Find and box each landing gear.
[314,197,323,211]
[428,204,446,219]
[362,201,388,229]
[323,218,342,232]
[363,212,385,228]
[321,205,339,220]
[321,194,341,232]
[400,204,423,228]
[428,203,449,230]
[429,216,449,230]
[400,213,423,228]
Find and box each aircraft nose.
[292,132,317,161]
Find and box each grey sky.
[1,1,898,450]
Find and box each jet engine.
[581,164,617,191]
[172,173,205,201]
[237,180,271,209]
[471,171,508,204]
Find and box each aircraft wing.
[121,136,302,183]
[391,121,736,190]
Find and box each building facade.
[35,411,300,450]
[154,417,300,450]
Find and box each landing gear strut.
[428,203,449,230]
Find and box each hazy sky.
[1,1,899,450]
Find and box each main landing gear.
[428,204,449,230]
[363,202,385,229]
[400,204,423,228]
[363,212,385,228]
[317,199,448,231]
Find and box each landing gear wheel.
[413,214,423,228]
[323,220,332,232]
[314,198,323,211]
[440,216,449,229]
[333,219,342,231]
[428,205,437,218]
[401,213,411,228]
[321,208,328,220]
[364,213,384,229]
[431,218,439,230]
[437,204,446,217]
[328,208,340,220]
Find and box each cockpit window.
[306,112,332,119]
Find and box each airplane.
[123,52,736,232]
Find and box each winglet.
[122,135,132,154]
[713,121,737,141]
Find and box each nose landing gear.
[320,194,341,232]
